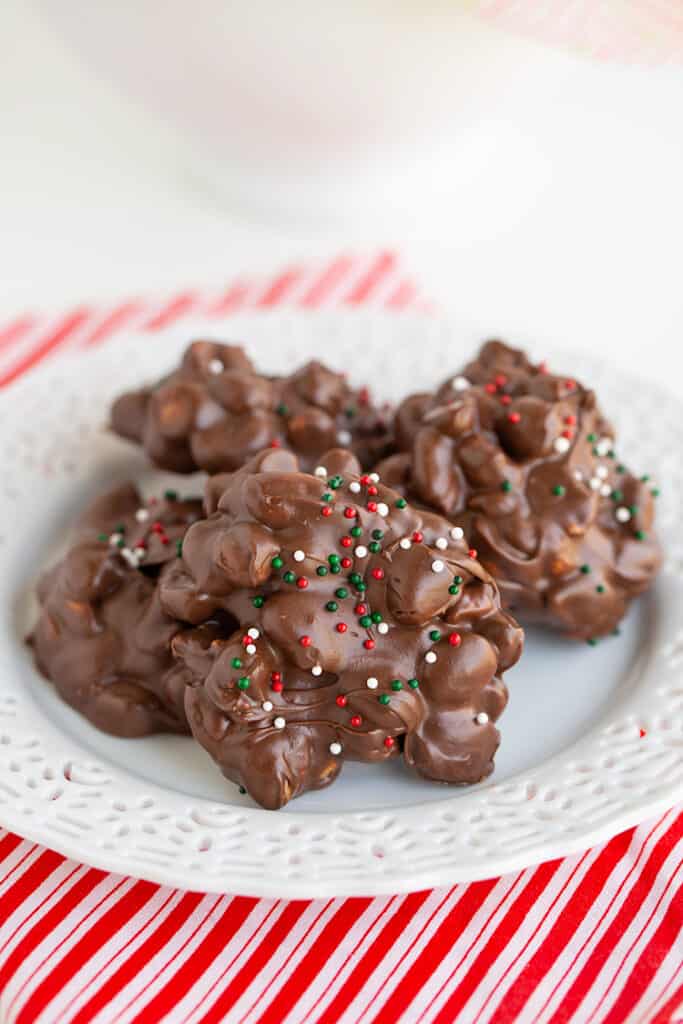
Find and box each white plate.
[1,312,682,898]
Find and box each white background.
[2,2,683,389]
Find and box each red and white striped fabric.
[0,253,681,1024]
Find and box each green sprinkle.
[321,492,333,502]
[316,566,328,576]
[395,498,407,509]
[326,601,338,612]
[608,450,616,459]
[283,571,296,583]
[329,475,344,490]
[271,556,284,570]
[116,538,125,549]
[587,637,599,647]
[350,526,362,538]
[629,505,639,516]
[371,612,382,623]
[276,403,288,416]
[335,588,348,599]
[330,564,342,574]
[372,529,383,540]
[453,575,463,585]
[115,523,126,533]
[596,584,606,594]
[552,485,566,497]
[252,596,265,608]
[378,694,391,706]
[587,433,597,443]
[231,658,242,669]
[328,553,340,564]
[238,785,247,795]
[651,487,660,497]
[369,542,381,554]
[641,474,650,483]
[390,680,403,691]
[580,564,591,574]
[611,490,623,502]
[501,480,512,493]
[164,490,178,501]
[345,407,355,419]
[349,572,362,585]
[592,446,600,456]
[429,630,441,642]
[359,615,372,628]
[616,463,626,474]
[97,533,108,542]
[408,678,420,689]
[175,539,183,557]
[448,585,460,595]
[356,581,367,592]
[635,529,647,541]
[237,677,250,690]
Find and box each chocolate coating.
[111,340,392,474]
[163,448,523,809]
[30,483,209,737]
[377,341,662,640]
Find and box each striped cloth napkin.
[0,253,681,1024]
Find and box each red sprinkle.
[350,715,362,727]
[336,623,348,634]
[639,727,647,738]
[271,681,283,693]
[469,548,478,559]
[355,603,368,615]
[336,695,347,707]
[495,374,508,387]
[384,736,395,749]
[358,387,370,406]
[296,577,308,589]
[371,568,384,580]
[508,411,521,424]
[367,501,378,513]
[485,382,497,395]
[242,635,251,646]
[561,429,573,439]
[500,394,512,406]
[160,536,170,545]
[364,639,375,650]
[412,531,424,543]
[271,671,282,684]
[344,507,356,519]
[565,414,576,426]
[321,506,332,517]
[300,635,313,648]
[565,379,576,391]
[360,474,371,485]
[367,485,378,497]
[340,536,352,548]
[449,632,462,647]
[538,361,548,374]
[341,556,352,569]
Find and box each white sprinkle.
[355,545,368,558]
[451,375,471,392]
[329,741,343,755]
[596,438,611,456]
[475,711,490,725]
[120,548,140,568]
[616,506,631,523]
[247,627,260,639]
[109,533,123,545]
[135,508,149,522]
[369,473,380,483]
[600,483,612,497]
[425,651,438,664]
[377,502,389,517]
[377,623,389,635]
[399,538,412,550]
[262,700,273,712]
[293,549,305,562]
[273,716,286,729]
[311,664,323,677]
[337,430,352,446]
[314,466,328,478]
[590,477,601,491]
[574,470,583,481]
[208,358,223,375]
[553,437,571,454]
[431,559,445,573]
[366,677,379,689]
[450,526,464,541]
[349,481,361,494]
[435,537,448,550]
[596,465,609,479]
[245,644,256,656]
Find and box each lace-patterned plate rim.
[0,310,680,899]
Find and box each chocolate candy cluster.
[161,449,523,808]
[30,484,208,737]
[111,340,392,474]
[377,341,661,639]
